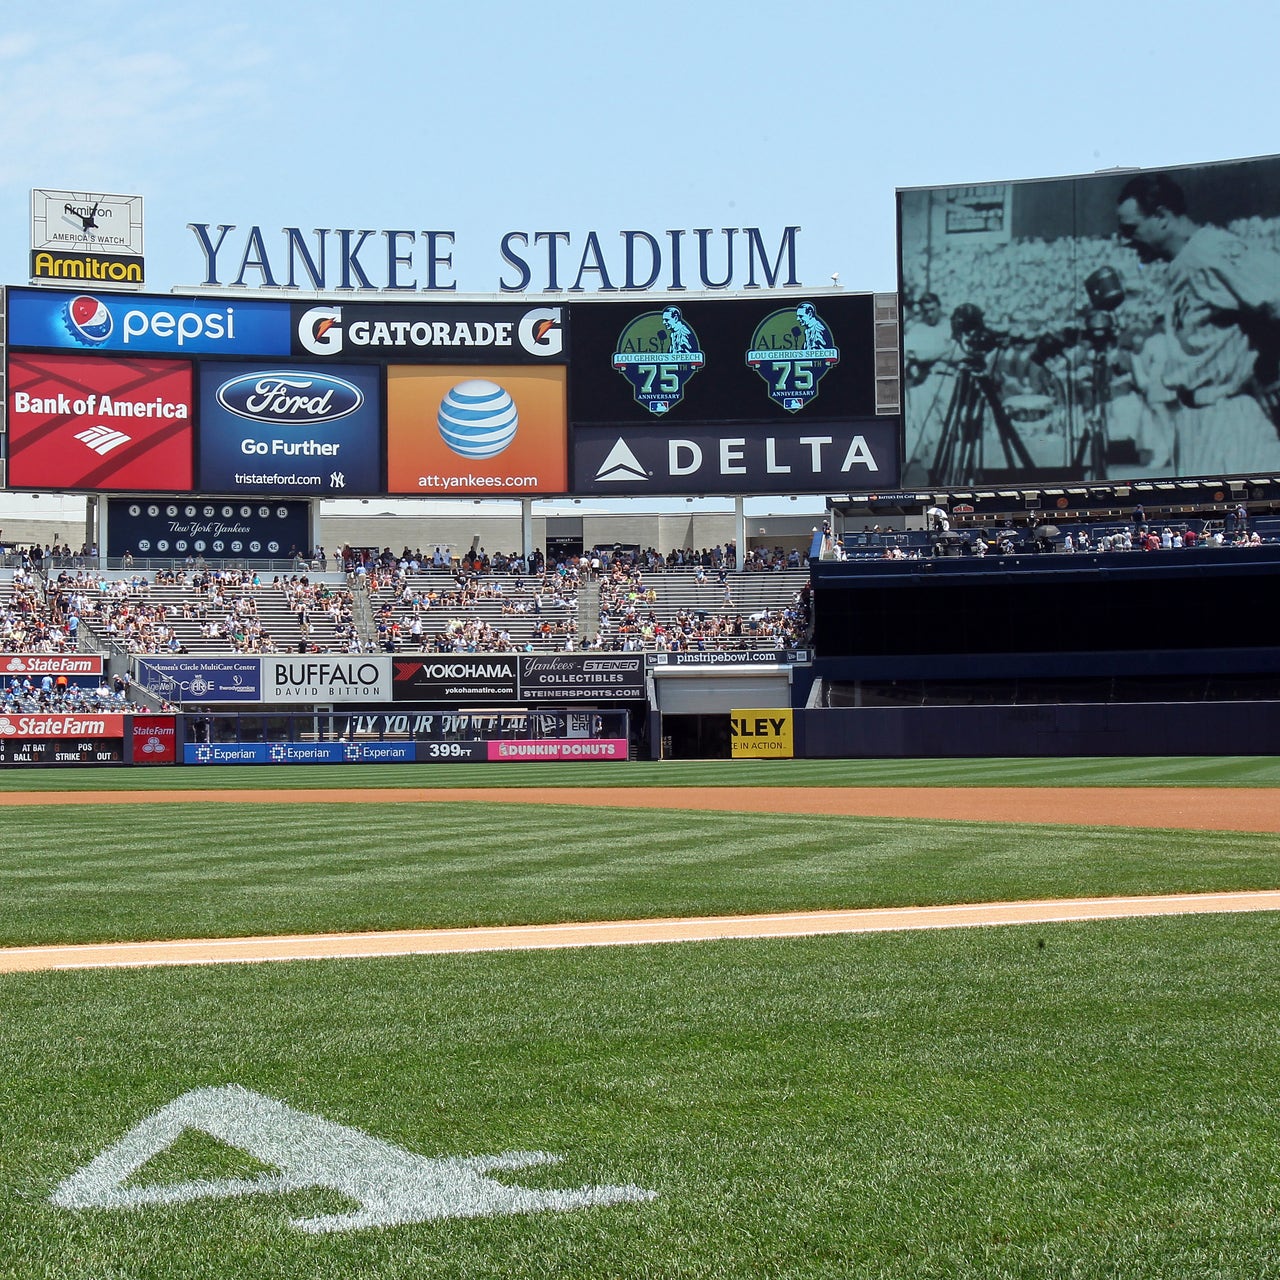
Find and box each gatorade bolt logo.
[611,308,704,415]
[746,302,839,412]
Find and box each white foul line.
[2,890,1279,973]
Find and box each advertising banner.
[898,154,1280,487]
[344,741,417,763]
[566,294,892,496]
[131,716,177,764]
[181,739,620,765]
[30,189,145,287]
[568,295,879,424]
[390,655,641,704]
[385,365,567,495]
[0,711,127,738]
[183,741,416,765]
[572,420,899,496]
[6,287,292,357]
[337,709,623,740]
[486,739,628,761]
[517,653,646,702]
[197,362,382,496]
[264,656,392,702]
[729,709,794,759]
[0,653,103,678]
[392,654,520,704]
[135,657,263,702]
[107,498,311,562]
[648,649,811,667]
[7,354,194,491]
[292,302,566,363]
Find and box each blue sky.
[3,0,1279,521]
[4,0,1280,297]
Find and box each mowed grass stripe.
[2,755,1279,793]
[4,802,1279,947]
[3,915,1279,1279]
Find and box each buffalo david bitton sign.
[730,709,794,759]
[264,657,392,702]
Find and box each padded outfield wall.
[799,546,1280,757]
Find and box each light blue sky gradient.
[2,0,1278,520]
[4,0,1279,295]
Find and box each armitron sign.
[30,189,145,288]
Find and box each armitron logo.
[74,425,133,455]
[216,371,363,424]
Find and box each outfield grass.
[1,755,1279,792]
[4,802,1280,948]
[3,915,1279,1279]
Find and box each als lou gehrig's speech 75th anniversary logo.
[745,302,839,412]
[611,308,705,415]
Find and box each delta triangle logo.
[51,1085,656,1234]
[594,438,648,483]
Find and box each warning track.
[0,785,1278,832]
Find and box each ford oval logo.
[215,370,364,424]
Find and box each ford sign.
[215,370,364,424]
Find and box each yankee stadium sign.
[187,224,802,294]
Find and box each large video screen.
[898,154,1280,488]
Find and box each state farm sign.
[1,654,104,676]
[0,713,126,738]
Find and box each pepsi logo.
[64,295,114,345]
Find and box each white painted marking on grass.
[51,1085,655,1233]
[6,892,1280,973]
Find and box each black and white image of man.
[898,153,1280,486]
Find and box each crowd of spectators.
[1,670,159,715]
[4,536,814,659]
[1,566,80,652]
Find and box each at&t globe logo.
[63,295,114,345]
[436,380,518,459]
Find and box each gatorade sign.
[729,709,793,759]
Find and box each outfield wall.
[796,703,1280,758]
[802,545,1280,758]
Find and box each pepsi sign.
[6,287,292,356]
[197,361,382,496]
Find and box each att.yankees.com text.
[417,474,541,489]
